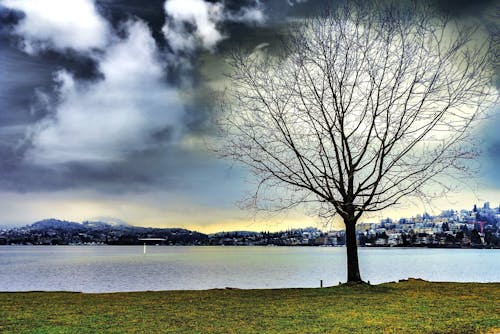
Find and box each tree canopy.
[217,3,497,282]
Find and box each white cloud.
[1,0,109,53]
[162,0,265,53]
[227,3,265,24]
[163,0,225,52]
[27,20,182,165]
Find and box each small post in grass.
[320,280,323,288]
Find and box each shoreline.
[2,244,500,249]
[2,279,500,294]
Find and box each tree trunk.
[345,218,362,283]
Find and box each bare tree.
[216,4,496,283]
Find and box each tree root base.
[339,280,370,286]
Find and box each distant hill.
[31,219,83,231]
[0,219,208,245]
[30,219,131,231]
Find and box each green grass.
[1,280,499,333]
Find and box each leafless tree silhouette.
[217,3,496,282]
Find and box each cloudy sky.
[0,0,498,232]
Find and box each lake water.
[0,246,498,292]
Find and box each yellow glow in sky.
[1,188,499,233]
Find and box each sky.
[0,0,498,232]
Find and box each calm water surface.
[0,246,498,292]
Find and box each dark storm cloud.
[0,41,102,122]
[265,0,500,18]
[96,0,166,42]
[480,111,500,187]
[0,5,23,30]
[0,140,246,212]
[431,0,498,16]
[0,145,176,193]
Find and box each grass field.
[1,279,499,334]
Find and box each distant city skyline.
[2,201,498,248]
